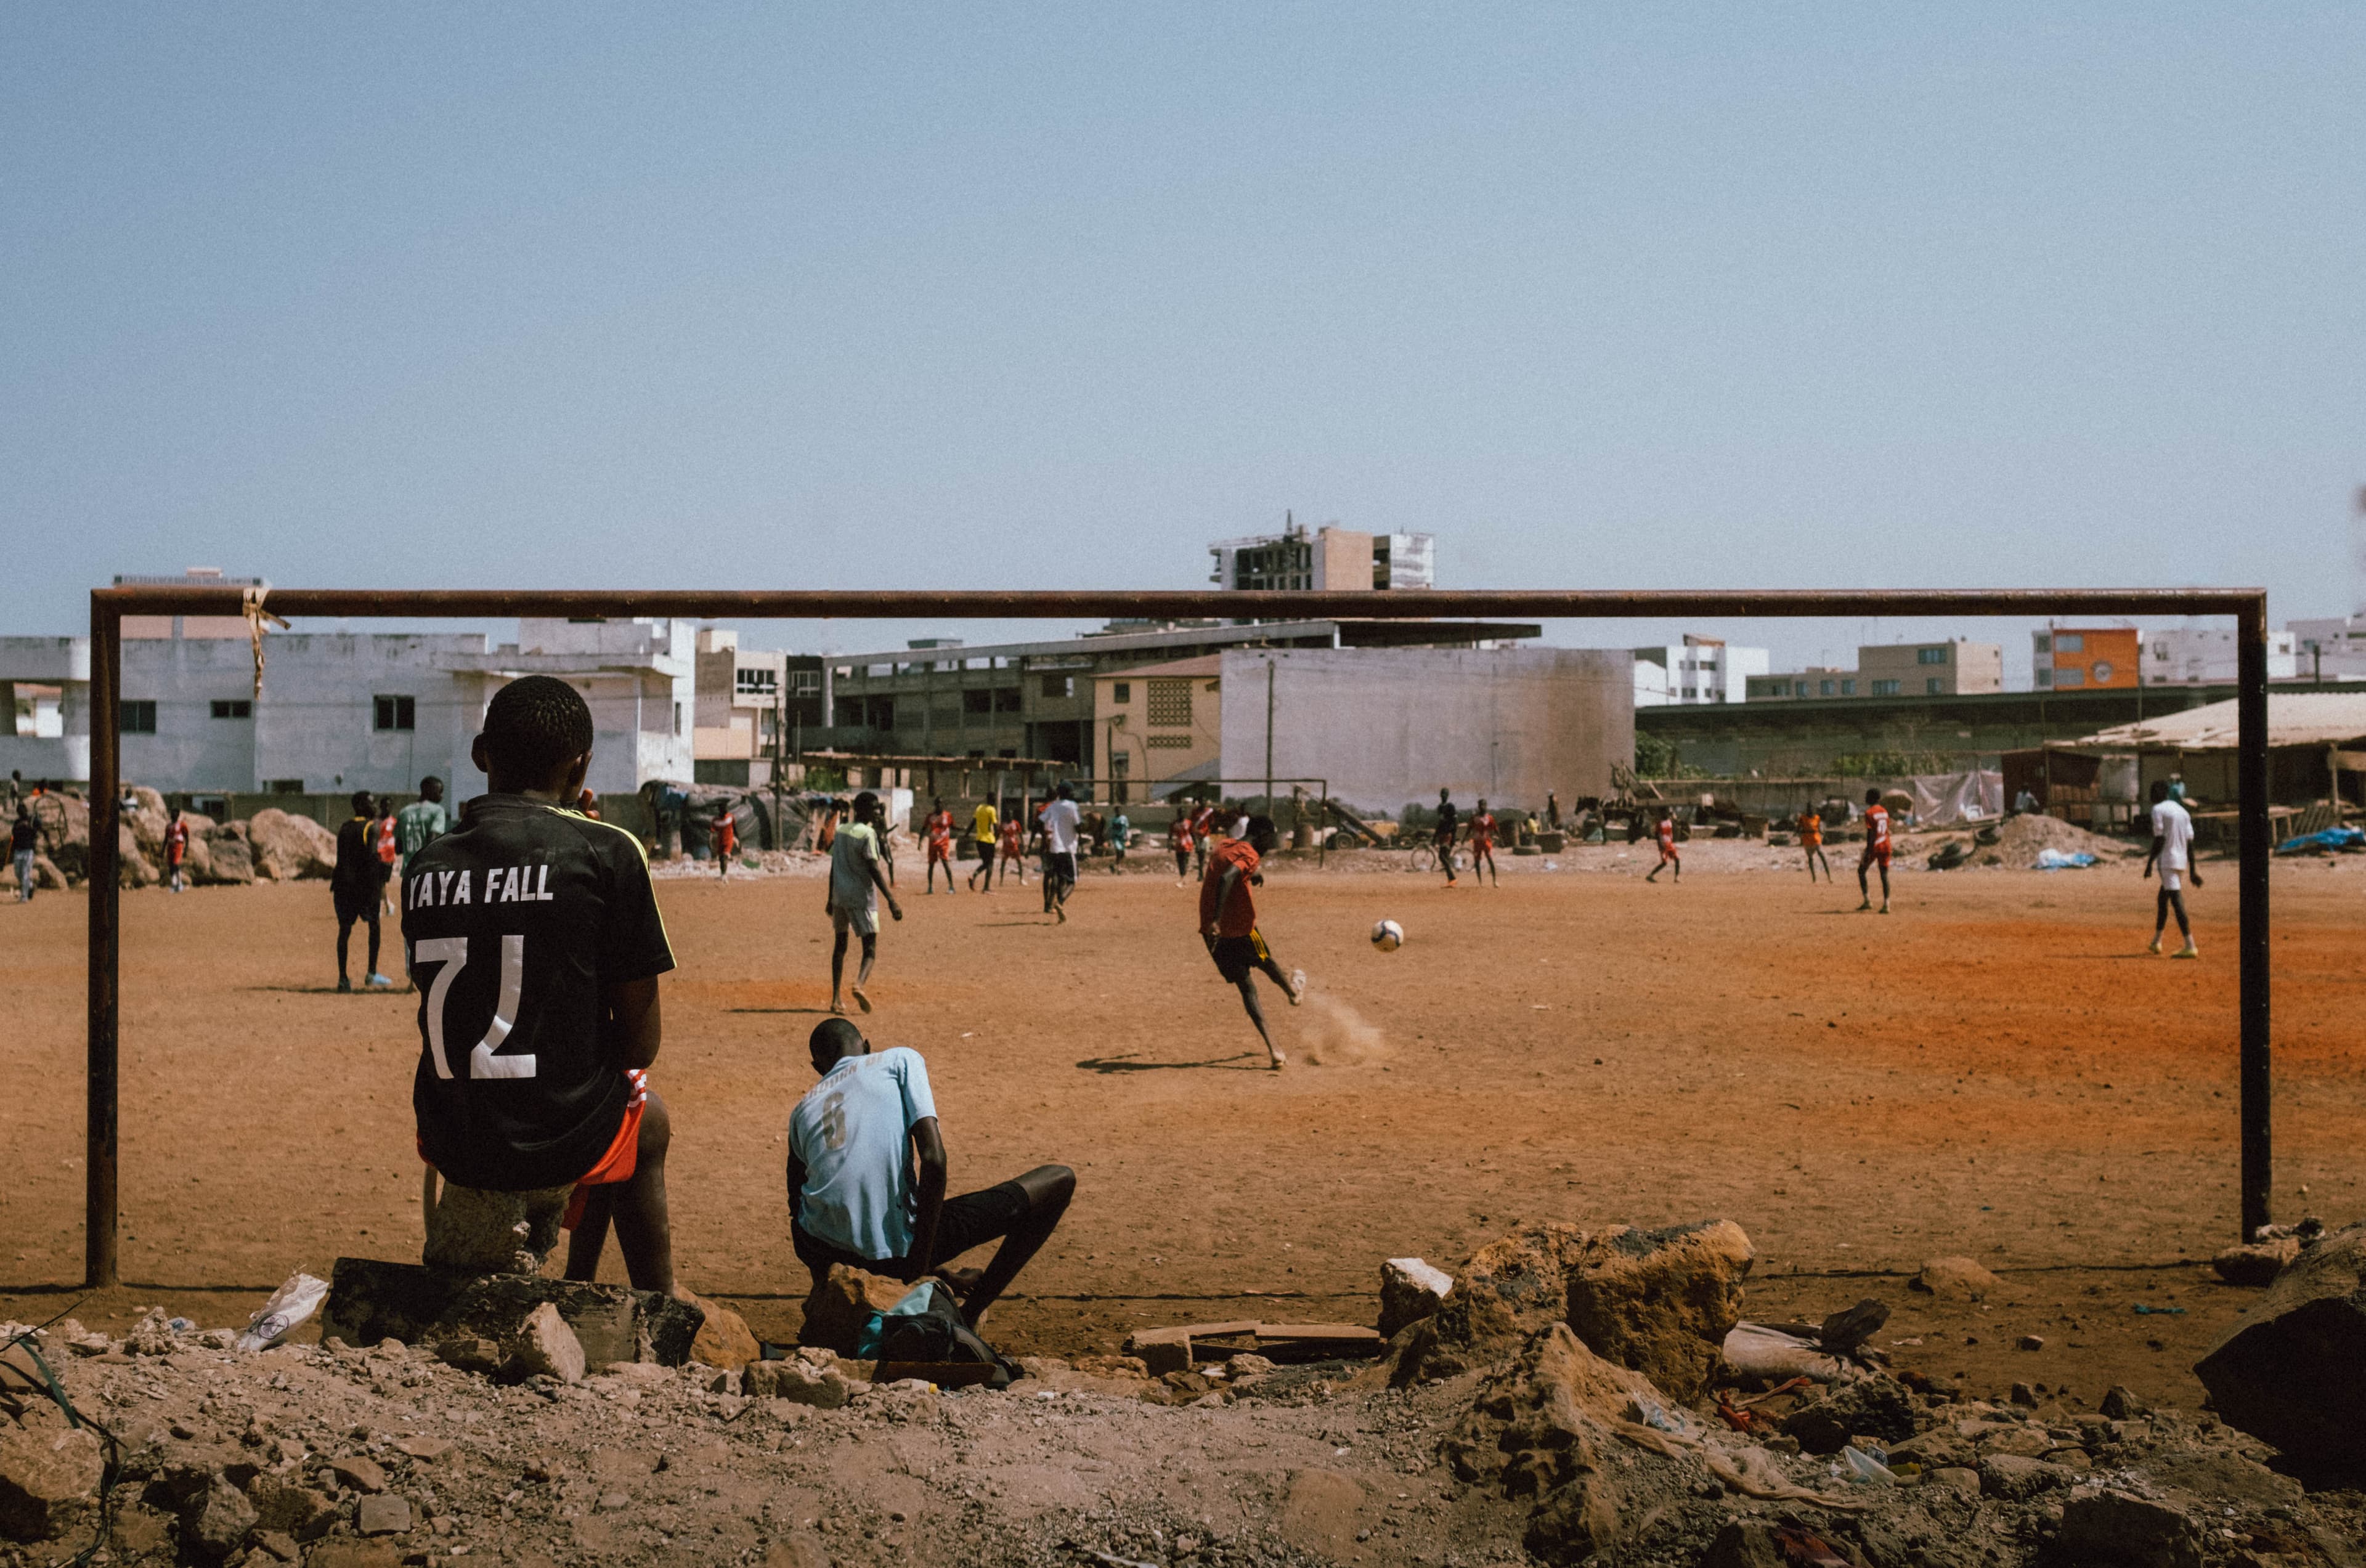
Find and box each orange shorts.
[563,1099,644,1229]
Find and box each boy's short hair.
[2149,779,2170,804]
[419,774,442,792]
[350,789,375,813]
[852,790,878,818]
[809,1017,864,1060]
[1865,787,1882,805]
[481,676,595,784]
[1245,814,1279,846]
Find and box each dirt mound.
[1982,811,2137,870]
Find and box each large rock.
[798,1263,914,1355]
[1443,1323,1671,1563]
[2211,1240,2299,1286]
[0,1424,105,1542]
[246,808,337,880]
[688,1293,760,1370]
[1376,1257,1453,1339]
[2195,1218,2366,1479]
[1779,1375,1916,1454]
[2054,1489,2203,1568]
[510,1302,586,1383]
[1563,1220,1754,1402]
[1911,1256,1999,1300]
[320,1257,702,1367]
[200,823,256,884]
[179,1475,258,1560]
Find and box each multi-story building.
[2262,620,2346,683]
[1208,518,1434,593]
[821,616,1537,776]
[0,612,696,796]
[1092,656,1223,800]
[1861,640,2004,698]
[1746,667,1859,701]
[1632,636,1768,706]
[2031,627,2138,691]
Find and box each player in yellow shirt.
[967,800,1000,892]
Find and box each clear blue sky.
[5,4,2360,679]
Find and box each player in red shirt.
[1798,805,1831,882]
[373,798,400,910]
[1644,806,1680,884]
[711,805,739,878]
[1469,798,1500,887]
[1198,814,1303,1070]
[1170,808,1195,885]
[163,806,190,894]
[1856,788,1892,914]
[998,810,1026,885]
[923,797,957,893]
[1190,803,1218,877]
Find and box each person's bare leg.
[566,1090,676,1296]
[945,1165,1075,1326]
[1877,864,1890,912]
[1235,977,1283,1067]
[829,929,849,1012]
[852,932,877,1012]
[1856,861,1871,910]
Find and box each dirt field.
[6,842,2362,1411]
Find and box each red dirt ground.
[6,847,2360,1408]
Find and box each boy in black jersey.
[404,676,683,1294]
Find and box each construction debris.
[2196,1217,2366,1481]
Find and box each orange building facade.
[2033,627,2139,691]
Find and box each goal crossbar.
[76,585,2277,1288]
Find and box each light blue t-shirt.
[788,1046,938,1260]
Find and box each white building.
[2142,624,2299,686]
[1632,636,1768,706]
[2283,617,2366,682]
[0,617,696,797]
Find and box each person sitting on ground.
[786,1017,1073,1328]
[405,675,683,1294]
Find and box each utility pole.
[1264,657,1277,816]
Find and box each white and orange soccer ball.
[1370,919,1405,952]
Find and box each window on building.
[373,694,417,731]
[209,699,251,720]
[2036,668,2053,687]
[2055,633,2084,653]
[2033,633,2052,654]
[1147,678,1193,727]
[1767,680,1789,697]
[735,668,778,696]
[788,670,821,696]
[1840,680,1855,695]
[1820,680,1837,696]
[120,700,157,734]
[1041,674,1073,699]
[264,778,304,795]
[1917,646,1948,665]
[2054,668,2086,687]
[673,701,683,734]
[1112,681,1131,704]
[1926,677,1944,695]
[1870,679,1901,696]
[2092,662,2115,684]
[962,688,994,716]
[993,687,1022,713]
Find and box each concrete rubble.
[3,1217,2363,1567]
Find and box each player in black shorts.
[1431,787,1460,885]
[404,675,683,1294]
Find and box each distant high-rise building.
[1208,516,1434,593]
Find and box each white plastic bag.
[237,1272,329,1352]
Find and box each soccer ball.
[1370,919,1404,952]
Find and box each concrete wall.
[1218,646,1633,815]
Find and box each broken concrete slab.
[2211,1239,2299,1286]
[2195,1218,2366,1480]
[1377,1257,1453,1338]
[2055,1489,2203,1568]
[511,1302,585,1384]
[320,1257,701,1367]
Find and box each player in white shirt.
[1038,782,1083,924]
[2142,780,2201,958]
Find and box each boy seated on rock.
[405,675,681,1295]
[787,1018,1073,1328]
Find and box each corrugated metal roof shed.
[2071,692,2366,751]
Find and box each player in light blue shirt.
[786,1018,1074,1328]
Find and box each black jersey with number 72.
[401,795,675,1191]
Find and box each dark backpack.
[874,1282,1019,1389]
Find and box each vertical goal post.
[79,585,2276,1288]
